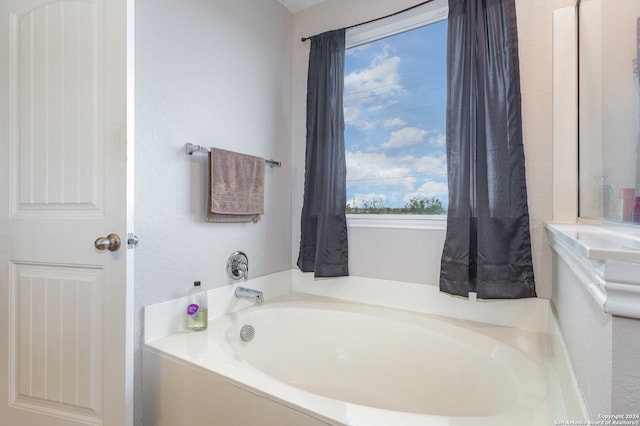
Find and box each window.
[344,1,448,216]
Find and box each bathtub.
[143,270,586,425]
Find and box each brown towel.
[206,148,265,223]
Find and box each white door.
[0,0,132,425]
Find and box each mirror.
[579,0,640,223]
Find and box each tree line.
[346,196,446,215]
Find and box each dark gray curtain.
[439,0,536,298]
[297,29,349,277]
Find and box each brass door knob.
[94,234,121,252]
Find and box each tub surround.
[144,270,587,425]
[546,223,640,415]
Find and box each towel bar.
[185,143,281,168]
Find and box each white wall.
[552,249,640,416]
[612,316,640,413]
[292,0,558,296]
[134,0,292,424]
[552,254,613,416]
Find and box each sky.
[344,20,448,210]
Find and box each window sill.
[346,214,447,230]
[546,222,640,319]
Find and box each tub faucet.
[235,287,264,304]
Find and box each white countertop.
[546,223,640,263]
[546,222,640,319]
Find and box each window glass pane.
[344,20,448,215]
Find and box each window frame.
[344,0,449,230]
[347,213,446,230]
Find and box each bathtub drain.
[240,324,255,342]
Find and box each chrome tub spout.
[235,286,263,304]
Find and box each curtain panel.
[297,29,349,277]
[439,0,536,298]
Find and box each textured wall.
[552,253,613,417]
[134,0,293,423]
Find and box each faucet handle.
[238,261,248,281]
[227,251,249,281]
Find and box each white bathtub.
[144,270,586,426]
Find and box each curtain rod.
[300,0,436,42]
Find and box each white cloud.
[344,45,404,130]
[405,181,449,204]
[344,49,402,99]
[346,150,446,191]
[427,132,446,147]
[346,151,416,193]
[411,154,447,177]
[383,118,407,128]
[380,127,427,150]
[344,104,378,130]
[376,127,445,150]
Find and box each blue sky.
[344,20,448,209]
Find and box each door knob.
[94,234,121,252]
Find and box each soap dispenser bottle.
[186,281,208,331]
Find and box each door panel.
[0,0,129,425]
[12,262,104,421]
[12,0,104,215]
